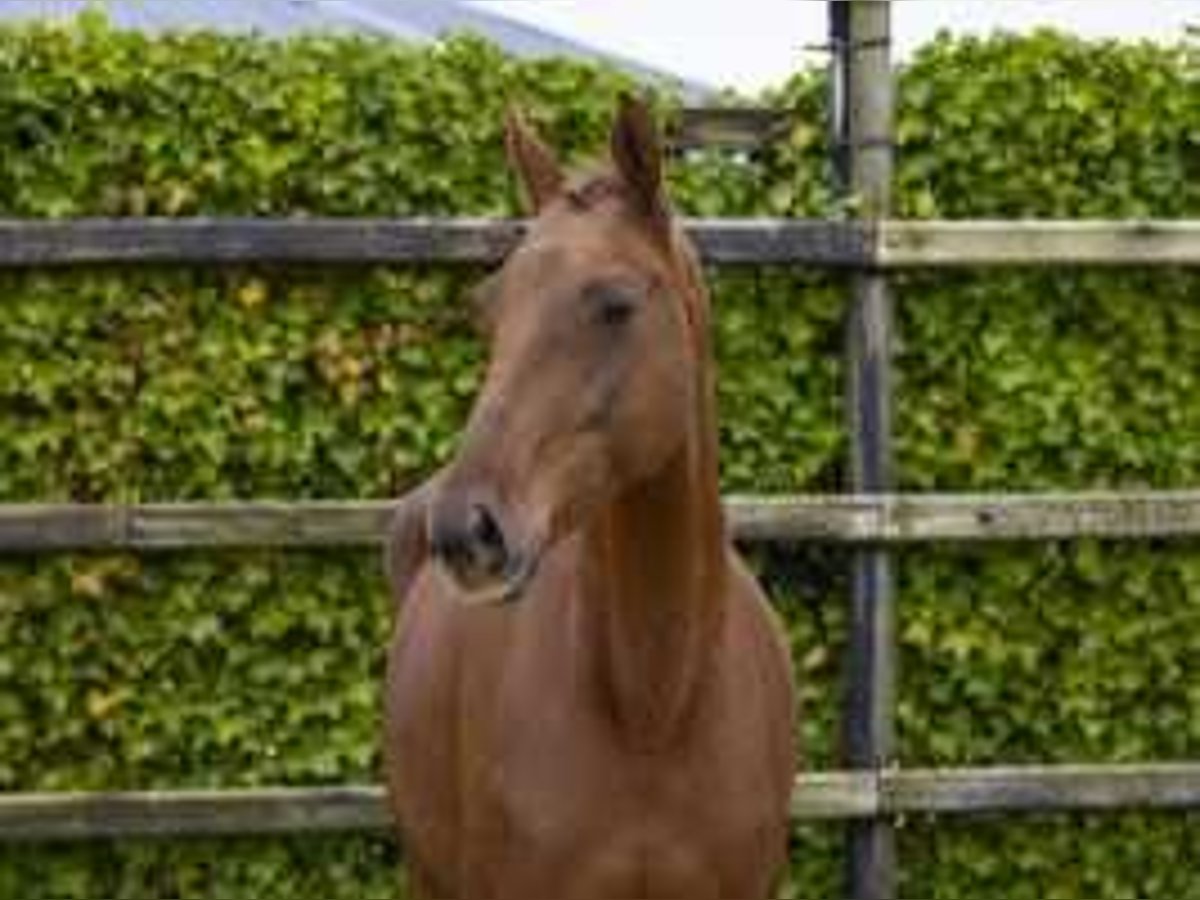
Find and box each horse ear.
[504,107,564,213]
[610,92,669,235]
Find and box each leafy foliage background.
[0,16,1197,899]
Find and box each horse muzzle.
[429,498,537,605]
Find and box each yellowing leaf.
[70,570,106,599]
[86,688,126,720]
[237,279,268,309]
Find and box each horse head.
[429,95,703,604]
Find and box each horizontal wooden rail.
[880,220,1200,267]
[0,786,388,841]
[0,218,868,268]
[2,492,1199,553]
[882,763,1200,816]
[1,219,1198,269]
[793,762,1200,819]
[674,107,786,150]
[3,763,1197,841]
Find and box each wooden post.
[831,2,897,898]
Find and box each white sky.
[468,1,1199,93]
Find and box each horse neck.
[578,242,727,749]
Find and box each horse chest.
[386,568,792,898]
[480,737,740,898]
[464,673,778,898]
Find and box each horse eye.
[586,283,638,328]
[598,296,635,327]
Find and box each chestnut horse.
[383,96,795,899]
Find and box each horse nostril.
[430,529,466,567]
[431,498,512,591]
[468,503,506,559]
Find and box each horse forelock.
[563,169,625,210]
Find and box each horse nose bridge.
[455,388,537,491]
[459,380,515,454]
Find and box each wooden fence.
[1,3,1198,898]
[4,492,1200,551]
[4,217,1198,268]
[5,763,1200,843]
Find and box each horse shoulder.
[722,547,797,762]
[729,548,791,653]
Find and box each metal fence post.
[830,2,897,898]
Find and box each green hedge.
[0,15,1197,899]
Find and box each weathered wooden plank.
[687,219,870,265]
[882,491,1200,541]
[0,502,393,552]
[0,786,388,841]
[885,762,1200,815]
[0,218,525,267]
[3,493,1199,553]
[730,491,1200,543]
[129,502,388,548]
[793,771,877,821]
[0,218,869,268]
[674,107,785,150]
[4,218,1198,269]
[3,764,1197,841]
[882,220,1200,267]
[726,495,877,543]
